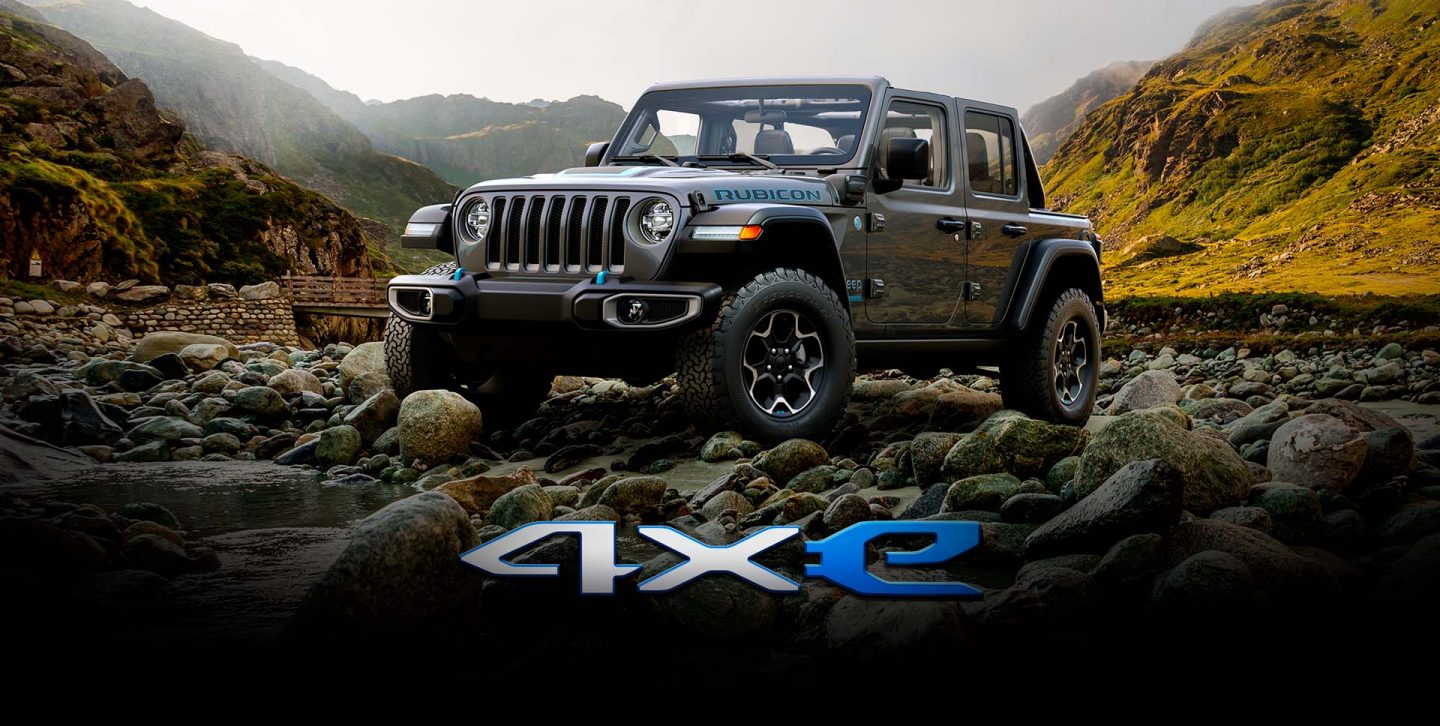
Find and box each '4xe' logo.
[460,520,982,597]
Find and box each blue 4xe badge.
[460,520,983,597]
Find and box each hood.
[463,166,840,208]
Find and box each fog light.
[622,298,649,324]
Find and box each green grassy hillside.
[32,0,455,272]
[1044,0,1440,298]
[0,4,376,284]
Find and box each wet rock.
[336,341,387,389]
[909,432,963,486]
[127,416,203,444]
[346,371,390,404]
[930,387,1004,426]
[1165,519,1330,597]
[316,425,361,468]
[146,353,190,380]
[941,473,1022,512]
[544,443,601,473]
[1225,400,1289,447]
[342,389,399,444]
[487,483,554,529]
[1075,408,1250,514]
[822,493,872,531]
[1359,428,1415,484]
[133,329,240,363]
[788,465,839,494]
[397,390,482,463]
[1266,414,1366,492]
[1044,456,1080,494]
[781,492,830,522]
[1248,482,1324,543]
[1091,533,1165,587]
[234,386,288,418]
[1150,551,1260,615]
[57,391,121,446]
[1107,370,1181,414]
[1024,459,1182,557]
[124,533,193,576]
[700,431,744,462]
[122,520,184,547]
[1210,506,1272,532]
[597,476,668,516]
[941,411,1086,481]
[268,368,323,396]
[287,492,481,638]
[700,490,754,520]
[899,483,949,519]
[273,440,318,465]
[1000,492,1066,523]
[753,439,829,483]
[201,432,241,455]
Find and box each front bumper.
[387,273,724,332]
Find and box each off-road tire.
[384,261,553,426]
[1000,287,1100,425]
[676,268,855,442]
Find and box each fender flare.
[1005,238,1103,332]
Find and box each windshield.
[611,84,873,167]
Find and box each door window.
[963,111,1018,196]
[879,100,947,189]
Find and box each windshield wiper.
[696,153,778,170]
[611,154,679,167]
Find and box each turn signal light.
[738,225,763,241]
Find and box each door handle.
[1002,224,1028,238]
[936,218,967,234]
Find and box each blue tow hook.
[452,267,465,281]
[595,270,609,285]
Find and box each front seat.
[754,128,794,155]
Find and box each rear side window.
[964,111,1018,196]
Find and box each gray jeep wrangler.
[386,76,1104,440]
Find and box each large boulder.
[316,425,362,468]
[234,386,288,418]
[396,390,482,463]
[1266,414,1367,492]
[753,439,829,484]
[909,432,963,486]
[132,331,239,364]
[940,410,1087,481]
[1107,370,1181,414]
[268,369,323,397]
[178,343,231,372]
[1075,408,1250,514]
[1165,519,1332,598]
[337,341,388,389]
[1025,459,1183,557]
[343,389,400,444]
[487,483,554,529]
[286,492,481,639]
[941,473,1021,512]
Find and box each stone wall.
[121,297,300,346]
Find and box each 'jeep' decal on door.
[713,188,825,203]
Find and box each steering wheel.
[808,147,845,155]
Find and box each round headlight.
[639,199,674,243]
[464,199,491,240]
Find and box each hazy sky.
[127,0,1254,111]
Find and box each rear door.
[863,92,967,325]
[960,106,1033,326]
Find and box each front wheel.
[676,268,855,442]
[1000,287,1100,425]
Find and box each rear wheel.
[384,262,553,427]
[676,268,854,442]
[1000,287,1099,425]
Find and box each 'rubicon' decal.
[713,188,825,203]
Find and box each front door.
[864,94,966,325]
[961,107,1032,326]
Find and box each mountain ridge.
[1023,59,1153,165]
[1044,0,1440,298]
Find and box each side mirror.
[585,142,609,167]
[885,137,930,181]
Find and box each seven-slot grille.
[475,193,633,273]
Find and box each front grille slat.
[475,192,630,274]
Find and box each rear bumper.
[386,273,724,332]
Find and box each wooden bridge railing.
[282,273,389,310]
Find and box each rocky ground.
[3,286,1440,670]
